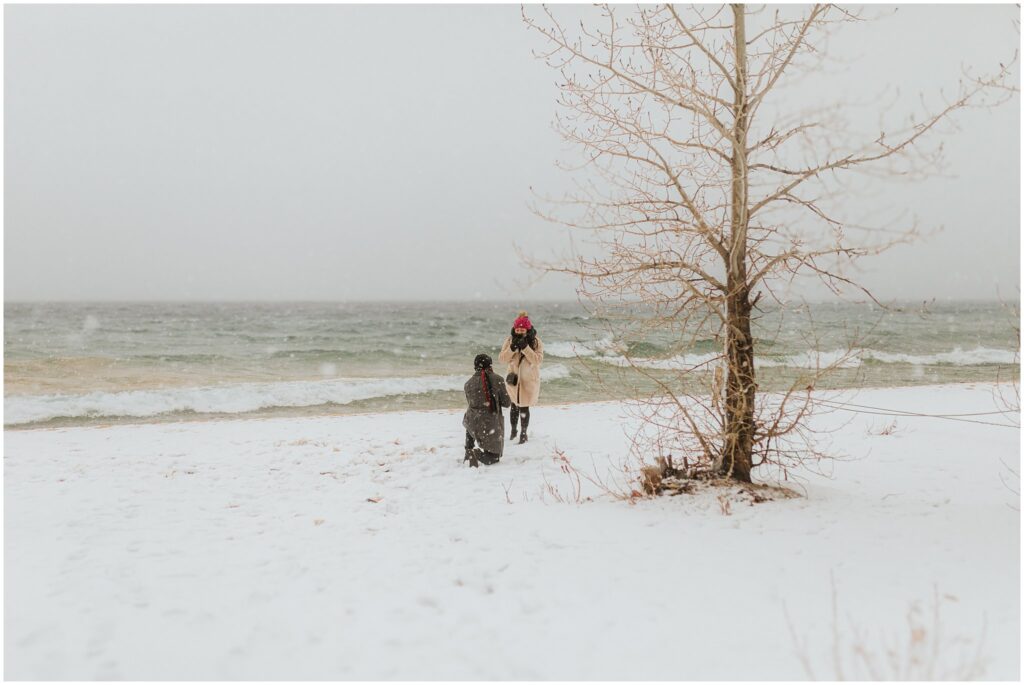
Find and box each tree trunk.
[724,288,756,482]
[722,3,756,483]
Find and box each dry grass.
[542,448,801,509]
[787,577,989,680]
[869,419,900,436]
[636,453,801,504]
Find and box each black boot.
[479,451,501,466]
[464,432,478,466]
[467,448,480,468]
[509,406,519,441]
[519,409,530,444]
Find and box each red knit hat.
[513,311,532,330]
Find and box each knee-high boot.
[519,407,530,444]
[509,405,520,440]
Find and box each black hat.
[474,353,492,370]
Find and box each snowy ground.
[4,383,1020,679]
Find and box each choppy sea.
[4,300,1019,428]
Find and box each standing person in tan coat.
[498,311,543,444]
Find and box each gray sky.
[4,4,1020,302]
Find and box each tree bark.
[722,3,756,483]
[724,290,756,482]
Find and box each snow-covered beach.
[6,0,1020,680]
[4,382,1019,680]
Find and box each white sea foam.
[543,337,619,358]
[862,347,1018,366]
[579,346,1016,371]
[5,364,575,426]
[4,376,462,425]
[539,363,572,381]
[757,346,1018,369]
[757,349,863,369]
[598,352,723,370]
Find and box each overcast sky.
[4,4,1020,302]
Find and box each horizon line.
[4,296,1019,305]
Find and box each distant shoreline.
[6,379,1017,433]
[7,300,1017,429]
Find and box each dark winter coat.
[462,368,512,456]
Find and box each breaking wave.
[546,345,1017,371]
[5,364,572,426]
[543,337,620,358]
[760,346,1018,369]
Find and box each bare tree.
[523,4,1017,483]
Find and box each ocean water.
[4,301,1019,428]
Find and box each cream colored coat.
[498,336,544,407]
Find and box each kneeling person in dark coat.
[463,353,511,467]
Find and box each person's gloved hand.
[525,329,537,350]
